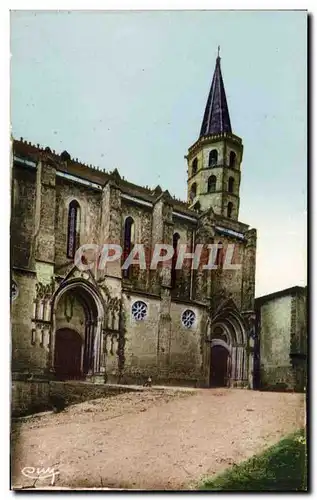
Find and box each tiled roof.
[13,138,109,185]
[12,138,195,216]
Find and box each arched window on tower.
[208,175,217,193]
[227,202,233,218]
[171,232,180,290]
[228,177,234,193]
[229,151,236,168]
[123,216,135,278]
[190,182,197,202]
[67,200,81,259]
[209,149,218,166]
[192,158,198,175]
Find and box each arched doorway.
[54,328,82,380]
[210,344,229,387]
[206,301,248,388]
[50,278,105,381]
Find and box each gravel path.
[11,388,305,490]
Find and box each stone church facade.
[11,55,257,388]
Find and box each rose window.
[181,309,196,328]
[11,280,19,301]
[132,301,148,321]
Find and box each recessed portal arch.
[50,278,105,380]
[206,301,248,388]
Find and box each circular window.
[132,301,148,321]
[11,280,19,301]
[182,309,196,328]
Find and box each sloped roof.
[12,138,195,216]
[199,55,232,137]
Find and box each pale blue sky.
[10,10,307,296]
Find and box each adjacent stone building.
[254,286,307,391]
[11,54,257,388]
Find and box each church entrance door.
[210,345,229,387]
[54,328,82,380]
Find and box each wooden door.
[54,329,82,380]
[210,345,229,387]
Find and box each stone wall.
[290,289,307,391]
[209,236,245,310]
[119,291,204,386]
[11,379,138,418]
[49,381,136,408]
[11,145,257,390]
[11,270,45,373]
[172,220,194,300]
[55,177,102,269]
[290,290,307,355]
[12,379,51,417]
[121,292,161,384]
[257,288,307,391]
[168,301,204,385]
[259,294,292,372]
[121,200,152,292]
[11,166,36,269]
[186,137,242,218]
[259,366,296,392]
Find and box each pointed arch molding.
[206,298,250,387]
[210,338,231,352]
[50,269,124,378]
[50,277,105,375]
[209,297,247,347]
[51,277,105,319]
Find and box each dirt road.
[11,388,305,490]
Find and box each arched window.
[193,201,201,212]
[192,158,198,175]
[171,232,180,289]
[215,241,223,267]
[227,202,233,218]
[209,149,218,166]
[228,177,234,193]
[208,175,217,193]
[190,182,197,202]
[229,151,236,168]
[67,200,81,259]
[123,216,135,278]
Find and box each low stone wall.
[11,379,51,417]
[119,373,201,388]
[49,381,137,407]
[11,379,141,418]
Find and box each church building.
[11,54,257,388]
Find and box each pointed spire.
[199,50,232,137]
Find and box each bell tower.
[186,49,243,220]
